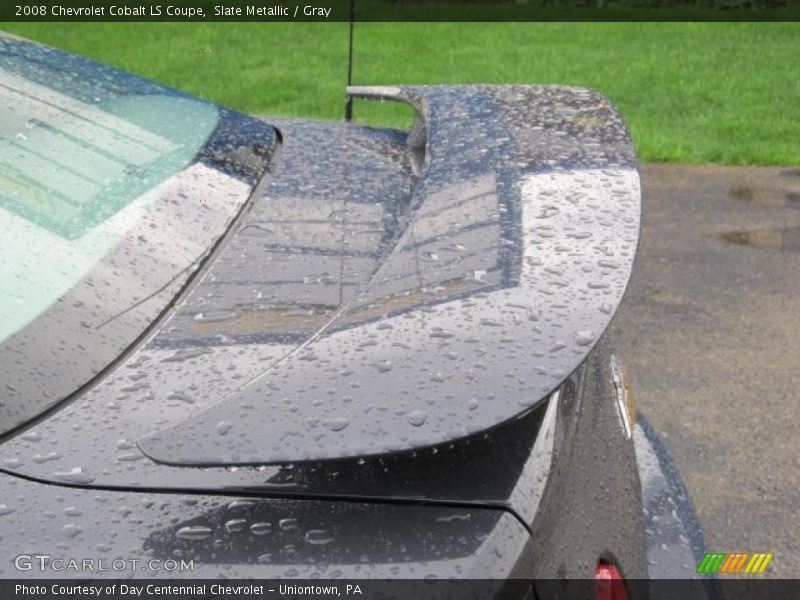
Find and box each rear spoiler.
[139,85,640,465]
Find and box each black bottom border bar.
[4,579,800,600]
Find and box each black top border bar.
[2,0,799,23]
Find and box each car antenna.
[344,0,355,121]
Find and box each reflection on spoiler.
[139,84,641,465]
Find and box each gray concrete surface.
[608,164,800,578]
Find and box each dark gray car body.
[0,35,706,594]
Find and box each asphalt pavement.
[607,164,800,578]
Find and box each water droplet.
[53,468,94,484]
[62,524,83,538]
[279,518,298,531]
[224,519,247,533]
[305,529,335,545]
[167,391,196,404]
[407,411,427,426]
[598,259,619,269]
[176,525,212,541]
[216,421,234,435]
[323,418,350,432]
[193,310,236,323]
[33,452,61,464]
[429,328,454,339]
[437,513,471,523]
[250,522,272,536]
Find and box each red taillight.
[595,562,629,600]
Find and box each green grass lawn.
[2,22,798,165]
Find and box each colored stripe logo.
[696,552,773,574]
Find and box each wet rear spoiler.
[139,85,640,465]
